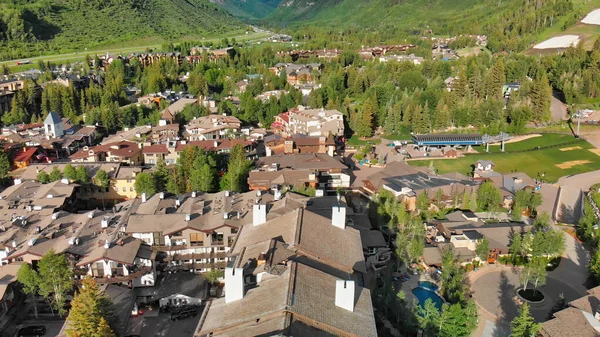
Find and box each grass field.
[486,133,576,153]
[409,134,600,182]
[1,31,270,71]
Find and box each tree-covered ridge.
[214,0,281,19]
[265,0,580,52]
[0,0,243,61]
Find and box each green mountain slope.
[264,0,583,52]
[0,0,243,60]
[212,0,281,19]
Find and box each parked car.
[17,325,46,337]
[170,306,198,321]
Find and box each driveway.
[470,234,589,337]
[556,169,600,223]
[140,312,200,337]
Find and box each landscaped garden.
[409,133,600,182]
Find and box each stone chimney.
[331,206,346,229]
[225,267,244,303]
[335,280,355,312]
[253,204,267,226]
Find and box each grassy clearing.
[486,133,576,152]
[347,136,381,146]
[381,134,413,141]
[409,136,600,182]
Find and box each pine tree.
[221,144,251,192]
[66,277,115,337]
[411,104,430,134]
[153,157,168,192]
[434,100,450,131]
[486,59,506,99]
[356,97,375,137]
[529,73,552,122]
[510,303,541,337]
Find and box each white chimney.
[104,241,110,249]
[75,238,80,245]
[175,199,181,207]
[26,206,32,212]
[52,212,60,220]
[159,192,164,199]
[256,190,262,197]
[223,212,229,220]
[61,178,70,185]
[47,194,54,199]
[332,206,346,229]
[274,189,282,201]
[225,267,244,303]
[213,140,218,148]
[225,190,230,197]
[335,280,355,312]
[88,210,95,218]
[12,240,17,248]
[315,189,324,197]
[13,178,21,185]
[69,237,76,245]
[191,191,197,198]
[28,238,37,246]
[185,214,191,221]
[141,193,147,203]
[101,217,109,228]
[253,204,267,226]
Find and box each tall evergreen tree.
[66,277,115,337]
[510,303,541,337]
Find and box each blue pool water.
[418,281,439,291]
[412,287,444,311]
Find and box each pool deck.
[403,271,441,306]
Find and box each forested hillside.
[264,0,581,52]
[0,0,243,61]
[212,0,281,19]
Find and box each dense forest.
[0,0,242,61]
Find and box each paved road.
[556,169,600,223]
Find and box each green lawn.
[486,133,576,153]
[381,133,413,141]
[409,136,600,183]
[347,136,381,146]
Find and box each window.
[122,187,126,192]
[153,232,165,245]
[130,187,134,192]
[190,233,204,246]
[231,228,238,234]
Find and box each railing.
[164,262,226,272]
[92,266,153,284]
[165,252,228,261]
[152,245,187,251]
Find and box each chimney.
[61,178,70,185]
[191,191,197,198]
[224,267,244,303]
[159,192,164,199]
[256,190,262,197]
[101,217,109,228]
[141,193,147,203]
[104,241,111,249]
[13,178,21,185]
[52,212,60,220]
[253,204,267,226]
[331,206,346,229]
[225,190,230,197]
[185,214,191,221]
[68,237,76,245]
[12,240,17,248]
[88,210,95,218]
[28,238,37,246]
[335,280,355,312]
[175,199,181,207]
[274,189,282,201]
[213,140,218,148]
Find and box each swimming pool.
[412,287,444,311]
[418,281,439,291]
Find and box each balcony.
[90,266,153,284]
[152,244,187,252]
[164,262,226,272]
[164,252,228,262]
